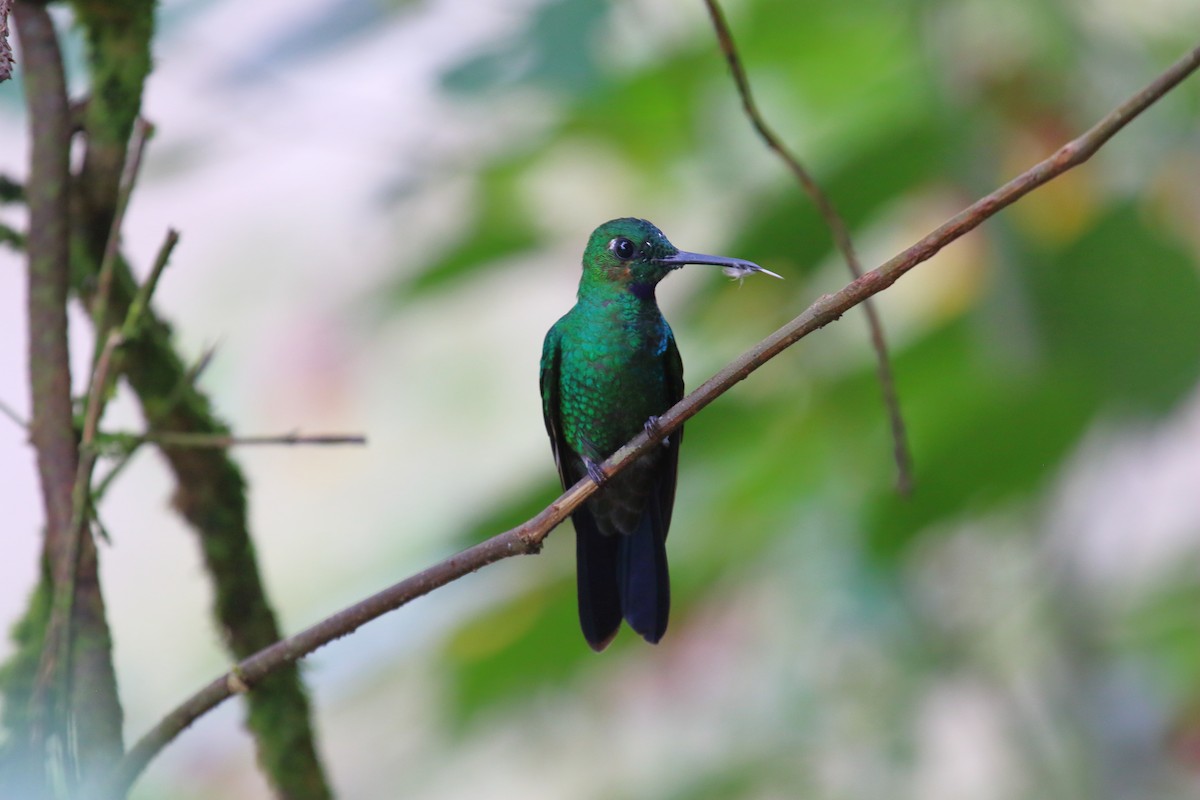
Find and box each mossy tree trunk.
[1,2,334,797]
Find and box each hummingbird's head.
[580,217,778,299]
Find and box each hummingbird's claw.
[584,458,607,486]
[644,416,670,447]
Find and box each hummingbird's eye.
[610,237,636,260]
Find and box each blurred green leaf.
[1119,570,1200,703]
[360,0,1200,792]
[864,318,1098,560]
[441,576,589,726]
[1019,204,1200,412]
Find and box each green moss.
[0,559,53,788]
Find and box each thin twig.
[81,332,125,447]
[173,341,218,400]
[46,226,177,720]
[97,39,1200,800]
[141,431,367,448]
[42,223,170,771]
[0,396,26,428]
[40,331,124,715]
[90,339,216,503]
[185,342,218,385]
[90,117,152,352]
[92,448,137,502]
[703,0,914,495]
[84,229,175,466]
[91,428,366,505]
[121,227,179,339]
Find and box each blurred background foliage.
[395,0,1200,796]
[4,0,1200,797]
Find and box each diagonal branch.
[703,0,913,494]
[96,38,1200,800]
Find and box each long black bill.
[653,250,782,280]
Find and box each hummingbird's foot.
[584,457,607,486]
[644,416,670,447]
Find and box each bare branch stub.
[121,227,179,339]
[96,39,1200,800]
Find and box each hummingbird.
[540,218,778,651]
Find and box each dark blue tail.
[574,502,671,650]
[575,508,623,651]
[617,504,670,644]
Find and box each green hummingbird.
[540,218,778,650]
